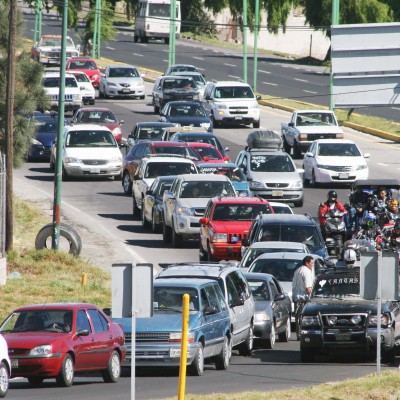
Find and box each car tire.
[278,317,291,342]
[189,342,204,376]
[0,361,9,397]
[266,323,276,349]
[162,221,172,243]
[310,170,318,187]
[49,156,55,171]
[253,119,260,129]
[206,243,215,261]
[102,350,121,383]
[35,222,82,255]
[293,142,302,159]
[171,222,183,248]
[164,37,170,44]
[133,34,138,43]
[294,198,304,208]
[141,205,150,229]
[27,376,44,387]
[140,95,145,100]
[300,346,316,363]
[199,242,207,262]
[122,172,132,195]
[283,138,291,154]
[132,195,140,219]
[214,336,230,370]
[381,346,396,364]
[62,166,69,181]
[151,210,160,233]
[56,353,74,387]
[154,104,160,114]
[238,324,253,356]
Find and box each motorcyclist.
[388,219,400,251]
[380,199,400,226]
[318,190,347,238]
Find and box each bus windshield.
[148,3,171,17]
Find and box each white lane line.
[162,49,169,52]
[193,56,204,60]
[224,63,236,67]
[197,67,205,71]
[294,78,309,83]
[133,53,143,57]
[228,75,240,79]
[163,59,168,63]
[106,46,115,51]
[391,107,400,111]
[303,90,317,94]
[306,69,312,72]
[137,43,148,47]
[258,70,271,74]
[262,82,278,86]
[213,50,220,53]
[280,65,289,68]
[378,163,390,166]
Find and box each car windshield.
[163,78,196,90]
[317,143,361,157]
[66,130,117,147]
[35,119,58,133]
[0,310,72,332]
[191,146,221,160]
[148,3,171,17]
[168,104,207,117]
[69,60,97,70]
[312,274,360,298]
[212,204,272,221]
[153,287,199,311]
[79,111,117,123]
[42,37,62,47]
[248,258,302,281]
[247,279,271,301]
[73,73,90,83]
[109,68,139,78]
[296,113,335,126]
[250,154,295,172]
[214,86,254,99]
[138,127,165,140]
[43,77,77,88]
[145,162,196,178]
[177,135,221,150]
[179,181,235,198]
[270,205,292,214]
[241,247,306,269]
[169,66,198,73]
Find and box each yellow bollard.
[81,272,87,287]
[178,294,189,400]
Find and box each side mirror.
[120,120,125,125]
[256,95,261,100]
[199,217,208,225]
[364,153,370,159]
[288,122,294,127]
[274,293,286,302]
[77,329,90,337]
[241,238,250,247]
[224,147,230,152]
[204,305,218,315]
[146,189,153,196]
[305,152,313,158]
[80,86,85,91]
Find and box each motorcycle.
[324,209,347,258]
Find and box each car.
[26,112,69,161]
[169,131,230,159]
[156,262,255,356]
[239,241,311,269]
[66,57,101,90]
[202,80,261,128]
[158,101,213,132]
[122,141,198,194]
[71,107,124,144]
[50,124,123,181]
[68,71,96,105]
[187,142,228,164]
[269,201,294,214]
[299,265,400,363]
[161,126,209,141]
[113,278,231,375]
[170,71,207,99]
[99,64,145,99]
[242,214,328,259]
[199,196,273,261]
[141,175,176,232]
[127,121,175,149]
[163,64,200,76]
[151,76,200,113]
[244,272,292,349]
[0,303,126,387]
[132,156,198,218]
[162,174,236,247]
[303,139,370,186]
[0,334,10,397]
[236,146,304,207]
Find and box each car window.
[204,285,221,312]
[88,309,109,333]
[212,284,227,311]
[212,204,271,221]
[269,280,279,298]
[232,270,251,298]
[317,143,361,157]
[77,309,92,332]
[153,287,199,311]
[201,288,210,311]
[272,277,284,293]
[249,258,302,282]
[179,180,235,198]
[225,274,240,306]
[250,154,295,173]
[156,181,173,197]
[247,279,271,301]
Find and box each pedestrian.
[292,255,314,306]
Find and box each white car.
[99,64,145,99]
[0,334,10,397]
[50,124,123,181]
[269,201,293,215]
[69,71,96,105]
[303,139,369,186]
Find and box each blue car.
[113,278,231,376]
[158,101,213,132]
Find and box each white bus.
[134,0,181,44]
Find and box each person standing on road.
[292,255,314,306]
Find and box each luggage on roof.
[246,130,282,149]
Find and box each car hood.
[36,131,57,147]
[64,147,122,159]
[254,302,272,313]
[304,298,377,315]
[177,198,209,208]
[296,125,343,134]
[3,331,68,348]
[209,220,252,234]
[213,99,259,107]
[315,156,367,167]
[250,171,301,183]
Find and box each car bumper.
[50,102,82,113]
[209,242,242,260]
[105,86,145,97]
[174,215,201,237]
[10,354,63,378]
[254,319,273,339]
[314,168,369,184]
[64,163,122,177]
[213,110,260,124]
[28,145,52,160]
[250,188,303,203]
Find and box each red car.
[71,107,124,144]
[187,142,229,164]
[0,303,126,387]
[66,57,101,89]
[199,197,273,261]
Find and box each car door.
[273,277,291,324]
[164,178,179,227]
[200,200,213,252]
[268,278,284,330]
[144,179,158,222]
[133,161,145,206]
[303,141,315,179]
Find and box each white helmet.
[343,249,357,265]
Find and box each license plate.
[234,116,243,120]
[336,333,351,341]
[338,173,349,179]
[11,359,18,368]
[90,168,100,174]
[272,190,283,197]
[122,89,130,93]
[170,348,181,358]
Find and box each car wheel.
[162,220,172,243]
[199,242,207,262]
[283,138,291,154]
[293,142,302,159]
[140,95,145,100]
[310,170,319,187]
[303,166,310,187]
[151,210,160,233]
[300,345,316,363]
[164,37,170,44]
[0,361,9,397]
[102,350,121,383]
[141,205,150,229]
[253,119,260,129]
[278,317,291,342]
[49,156,55,171]
[266,323,276,349]
[132,195,140,219]
[214,336,230,370]
[381,346,396,364]
[189,342,204,376]
[62,166,69,181]
[133,34,138,43]
[154,105,160,114]
[238,324,253,356]
[56,353,74,387]
[171,222,183,248]
[294,198,304,207]
[27,376,44,387]
[122,172,132,195]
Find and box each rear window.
[212,204,271,221]
[248,258,301,282]
[145,162,197,178]
[179,181,235,198]
[250,154,294,173]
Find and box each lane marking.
[162,49,169,52]
[378,163,390,166]
[224,63,236,67]
[258,70,271,74]
[133,53,143,57]
[262,82,277,86]
[137,43,147,47]
[193,56,204,60]
[391,107,400,111]
[228,75,240,79]
[163,59,168,63]
[106,46,115,50]
[303,90,317,94]
[294,78,309,83]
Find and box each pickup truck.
[281,110,344,159]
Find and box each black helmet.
[327,190,337,200]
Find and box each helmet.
[343,249,357,265]
[388,199,398,208]
[362,212,376,228]
[327,190,337,201]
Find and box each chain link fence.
[0,154,5,257]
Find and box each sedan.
[127,121,175,150]
[303,139,370,186]
[158,101,212,132]
[0,303,126,387]
[0,334,10,397]
[244,273,291,349]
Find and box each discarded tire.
[35,223,82,255]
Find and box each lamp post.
[253,0,260,91]
[242,0,248,83]
[330,0,340,110]
[169,0,177,65]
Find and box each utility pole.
[330,0,340,110]
[169,0,176,65]
[242,0,248,83]
[5,0,17,251]
[253,0,259,91]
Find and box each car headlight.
[355,165,367,170]
[248,180,264,189]
[92,74,100,80]
[133,79,144,87]
[72,94,80,100]
[169,331,195,343]
[211,233,227,243]
[112,127,122,136]
[368,314,390,327]
[178,207,193,216]
[254,312,270,322]
[29,344,52,356]
[216,104,227,109]
[301,315,320,327]
[64,157,81,163]
[107,82,117,87]
[31,138,43,145]
[200,122,211,128]
[109,156,122,163]
[289,180,303,189]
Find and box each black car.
[151,76,200,114]
[299,265,400,363]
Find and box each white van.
[134,0,181,44]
